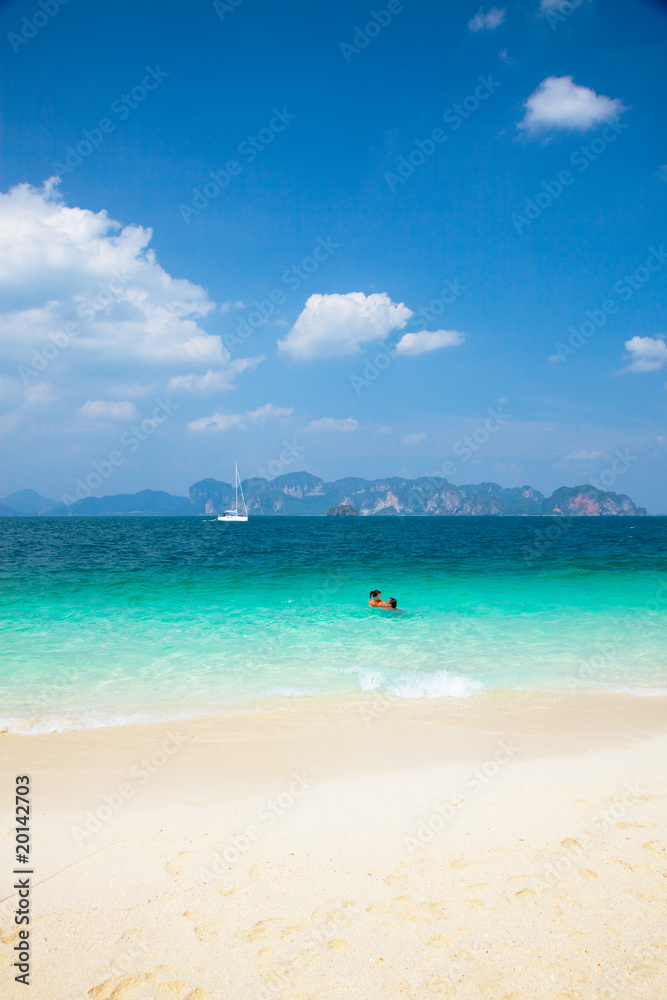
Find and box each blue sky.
[1,0,666,510]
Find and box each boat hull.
[217,514,248,522]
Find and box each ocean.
[1,516,666,733]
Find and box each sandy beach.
[1,693,666,999]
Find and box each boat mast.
[235,461,238,514]
[238,470,247,516]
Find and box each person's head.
[370,589,381,599]
[388,598,397,608]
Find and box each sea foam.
[352,666,483,699]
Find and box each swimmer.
[368,589,388,607]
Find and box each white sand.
[1,693,666,999]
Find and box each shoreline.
[1,685,667,738]
[2,690,667,794]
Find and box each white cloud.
[395,329,465,356]
[24,381,57,405]
[518,76,626,135]
[623,335,667,373]
[111,382,158,398]
[468,7,505,31]
[0,179,260,386]
[403,432,427,445]
[306,416,359,433]
[79,399,138,422]
[168,357,265,395]
[563,449,603,460]
[187,403,292,433]
[278,292,411,361]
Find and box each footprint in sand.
[366,902,391,915]
[552,894,582,908]
[183,910,219,942]
[277,923,305,938]
[579,869,598,879]
[322,910,349,931]
[384,874,410,888]
[165,852,193,875]
[88,972,205,1000]
[119,929,146,945]
[450,859,471,870]
[241,918,283,943]
[425,934,450,947]
[561,838,582,849]
[310,898,358,926]
[327,939,348,950]
[262,948,321,981]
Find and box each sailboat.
[217,463,248,521]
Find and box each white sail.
[217,463,248,521]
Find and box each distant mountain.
[0,476,647,517]
[542,485,645,517]
[186,473,646,517]
[59,489,189,516]
[1,489,57,515]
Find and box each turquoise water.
[1,516,666,732]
